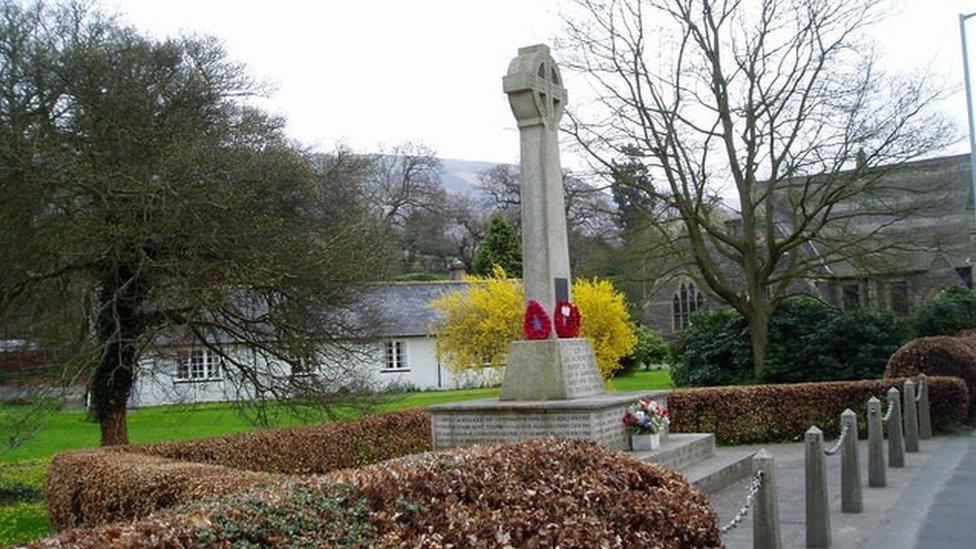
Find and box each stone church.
[641,153,975,338]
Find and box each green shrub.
[672,297,908,386]
[671,309,753,386]
[668,376,968,445]
[617,326,670,375]
[912,286,976,337]
[763,306,907,383]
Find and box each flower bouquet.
[622,399,669,451]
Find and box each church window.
[673,283,704,331]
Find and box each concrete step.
[683,448,757,495]
[631,432,716,471]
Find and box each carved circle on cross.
[532,60,564,127]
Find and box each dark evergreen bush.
[670,309,753,386]
[911,286,976,337]
[763,305,907,383]
[672,298,908,387]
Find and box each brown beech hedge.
[35,439,721,548]
[124,406,432,474]
[885,336,976,416]
[46,408,431,531]
[668,376,969,445]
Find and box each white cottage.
[127,280,489,408]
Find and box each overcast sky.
[106,0,976,165]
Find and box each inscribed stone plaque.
[500,338,604,400]
[554,277,569,302]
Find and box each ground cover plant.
[0,461,48,546]
[34,439,721,548]
[669,377,969,445]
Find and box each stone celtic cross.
[503,44,572,321]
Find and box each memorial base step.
[630,433,715,470]
[683,448,756,494]
[630,432,755,495]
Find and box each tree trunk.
[747,311,770,379]
[89,264,145,447]
[99,404,128,446]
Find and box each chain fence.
[823,421,850,456]
[881,399,896,423]
[719,469,764,534]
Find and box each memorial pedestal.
[429,390,669,451]
[500,338,604,401]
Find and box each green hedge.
[668,376,968,445]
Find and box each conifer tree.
[472,214,522,277]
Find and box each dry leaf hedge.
[123,407,432,474]
[45,449,284,531]
[34,439,721,548]
[46,409,431,531]
[885,336,976,416]
[669,376,969,445]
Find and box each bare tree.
[560,0,955,376]
[476,163,618,236]
[363,142,443,228]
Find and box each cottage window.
[383,341,407,371]
[176,349,222,381]
[672,283,704,331]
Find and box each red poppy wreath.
[523,300,552,340]
[554,299,581,338]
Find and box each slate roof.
[767,153,974,278]
[361,281,469,338]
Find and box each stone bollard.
[903,379,919,453]
[753,450,783,549]
[840,409,862,513]
[866,397,886,488]
[918,373,932,440]
[805,427,831,548]
[887,387,905,468]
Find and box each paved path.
[914,436,976,548]
[710,434,975,548]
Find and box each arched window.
[672,282,704,331]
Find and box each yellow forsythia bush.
[574,278,638,378]
[430,269,637,379]
[430,265,522,374]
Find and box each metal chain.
[823,422,850,456]
[719,470,764,534]
[882,399,895,423]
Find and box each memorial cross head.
[503,44,568,128]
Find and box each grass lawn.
[0,368,672,545]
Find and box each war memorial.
[429,45,670,451]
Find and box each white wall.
[128,337,498,408]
